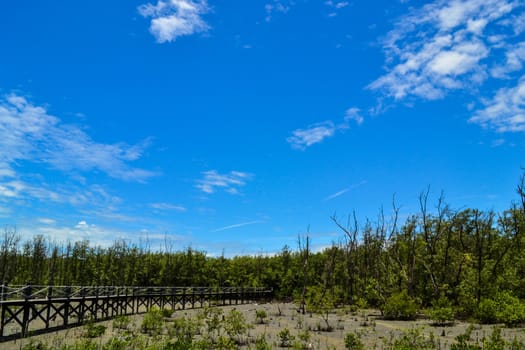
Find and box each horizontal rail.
[0,285,270,301]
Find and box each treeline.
[2,175,525,320]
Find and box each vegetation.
[2,173,525,328]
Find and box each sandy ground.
[3,302,525,349]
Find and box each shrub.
[477,291,525,326]
[141,307,164,335]
[22,341,49,350]
[429,295,455,325]
[103,337,129,350]
[483,327,505,350]
[162,308,174,318]
[450,325,481,350]
[112,315,131,330]
[169,316,201,343]
[392,328,437,350]
[383,290,418,320]
[224,308,251,344]
[255,309,268,324]
[84,320,106,338]
[254,334,272,350]
[278,328,295,347]
[344,332,364,350]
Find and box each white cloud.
[0,94,156,183]
[324,1,349,16]
[287,121,336,150]
[138,0,209,43]
[196,170,252,194]
[265,1,293,22]
[490,42,525,78]
[38,218,56,225]
[22,221,128,248]
[369,0,523,101]
[288,107,364,150]
[343,107,363,126]
[469,75,525,132]
[150,202,187,211]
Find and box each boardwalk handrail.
[0,285,270,300]
[0,284,273,341]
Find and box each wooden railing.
[0,285,273,341]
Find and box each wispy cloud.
[196,170,252,194]
[21,220,131,248]
[287,121,336,150]
[287,107,364,150]
[150,202,187,211]
[0,94,156,183]
[265,0,294,22]
[138,0,209,43]
[212,220,263,232]
[469,75,525,132]
[324,1,349,17]
[368,0,523,101]
[324,180,367,201]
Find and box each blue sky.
[1,0,524,256]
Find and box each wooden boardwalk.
[0,285,272,341]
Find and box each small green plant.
[202,307,224,341]
[392,327,437,350]
[278,327,295,347]
[84,319,107,338]
[256,309,268,324]
[214,335,237,350]
[483,327,505,350]
[383,290,418,320]
[112,315,131,330]
[254,334,272,350]
[103,337,129,350]
[22,341,49,350]
[141,307,164,335]
[224,308,252,345]
[162,308,174,318]
[169,316,201,344]
[345,332,365,350]
[450,325,482,350]
[429,295,455,326]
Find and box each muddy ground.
[3,302,525,349]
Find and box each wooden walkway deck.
[0,285,272,341]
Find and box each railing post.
[64,286,71,327]
[22,284,32,337]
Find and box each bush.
[344,332,364,350]
[255,309,268,324]
[392,328,437,350]
[278,328,295,347]
[84,320,107,338]
[162,308,174,318]
[383,290,418,320]
[450,325,481,350]
[224,309,251,344]
[22,341,49,350]
[477,291,525,326]
[254,334,272,350]
[112,315,131,330]
[429,295,455,325]
[141,308,164,335]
